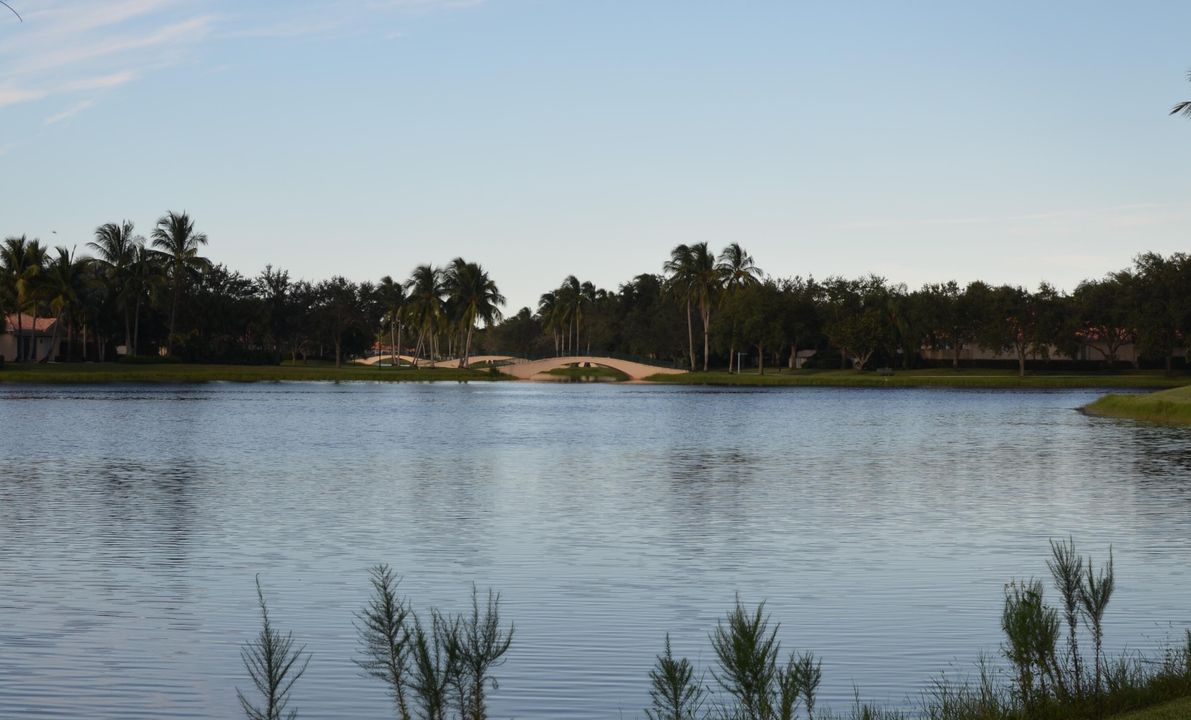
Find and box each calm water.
[1,383,1189,719]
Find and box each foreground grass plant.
[238,577,311,720]
[352,568,513,720]
[355,564,414,720]
[237,543,1188,720]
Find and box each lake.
[1,383,1189,719]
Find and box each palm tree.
[405,264,444,365]
[377,275,406,367]
[579,280,597,354]
[717,243,763,372]
[1171,69,1191,117]
[444,258,505,368]
[126,245,164,356]
[558,276,588,355]
[689,242,722,371]
[39,247,89,362]
[1,235,37,361]
[151,211,209,355]
[537,291,562,356]
[664,244,697,371]
[25,240,49,361]
[2,238,48,362]
[88,220,141,352]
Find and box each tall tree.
[39,247,89,362]
[976,284,1038,377]
[444,258,505,368]
[823,275,895,370]
[378,275,406,367]
[316,276,363,368]
[1073,276,1135,368]
[1,235,41,361]
[717,243,762,372]
[536,291,562,357]
[88,220,141,352]
[689,242,720,371]
[150,211,209,356]
[664,244,697,371]
[126,245,164,356]
[405,265,444,364]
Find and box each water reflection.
[0,384,1189,719]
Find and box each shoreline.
[1083,385,1191,425]
[0,363,1189,390]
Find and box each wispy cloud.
[0,0,489,121]
[0,0,211,116]
[225,15,347,40]
[44,98,96,125]
[366,0,487,10]
[0,85,48,108]
[61,71,139,93]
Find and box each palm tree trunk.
[685,298,695,371]
[464,323,474,368]
[757,343,764,375]
[133,296,141,357]
[123,306,131,355]
[391,318,397,367]
[15,311,23,362]
[31,306,39,363]
[701,300,710,372]
[168,280,180,355]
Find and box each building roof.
[4,313,57,334]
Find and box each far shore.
[1,361,1190,392]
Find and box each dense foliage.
[3,215,1189,372]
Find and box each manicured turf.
[545,365,630,381]
[646,368,1191,389]
[0,362,511,384]
[1084,385,1191,425]
[1110,696,1191,719]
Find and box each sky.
[2,0,1191,312]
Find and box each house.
[1,313,62,362]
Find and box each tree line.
[0,213,503,368]
[501,244,1191,376]
[3,217,1189,373]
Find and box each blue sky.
[2,0,1191,312]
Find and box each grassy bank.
[1084,385,1191,425]
[647,368,1191,389]
[545,365,630,381]
[1112,697,1191,720]
[0,362,511,384]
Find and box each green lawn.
[545,365,630,381]
[646,368,1191,390]
[0,362,512,384]
[1084,385,1191,425]
[1110,696,1191,719]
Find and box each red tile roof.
[4,313,57,334]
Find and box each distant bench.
[877,367,894,377]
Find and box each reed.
[355,564,414,720]
[237,577,311,720]
[645,634,706,720]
